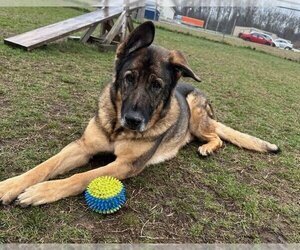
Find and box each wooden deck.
[4,7,124,51]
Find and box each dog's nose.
[124,112,143,129]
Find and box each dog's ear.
[169,50,201,82]
[116,21,155,59]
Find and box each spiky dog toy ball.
[85,176,126,214]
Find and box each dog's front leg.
[0,118,111,205]
[16,140,151,206]
[17,159,136,206]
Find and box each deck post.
[81,23,99,43]
[102,11,126,44]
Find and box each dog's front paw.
[0,176,28,205]
[17,179,72,206]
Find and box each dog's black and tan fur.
[0,22,279,206]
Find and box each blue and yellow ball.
[85,176,126,214]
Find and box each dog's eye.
[125,73,134,85]
[151,80,162,92]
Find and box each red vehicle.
[240,32,273,46]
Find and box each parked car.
[240,32,273,46]
[261,33,274,42]
[273,39,293,50]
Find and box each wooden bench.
[4,7,125,51]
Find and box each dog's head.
[113,21,200,132]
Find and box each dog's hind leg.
[187,90,279,154]
[187,90,223,156]
[0,117,111,205]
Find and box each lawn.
[0,7,299,243]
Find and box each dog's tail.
[214,121,280,153]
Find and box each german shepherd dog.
[0,22,279,206]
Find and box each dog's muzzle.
[121,111,146,132]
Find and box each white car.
[273,39,293,50]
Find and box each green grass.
[0,7,299,243]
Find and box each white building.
[159,7,175,20]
